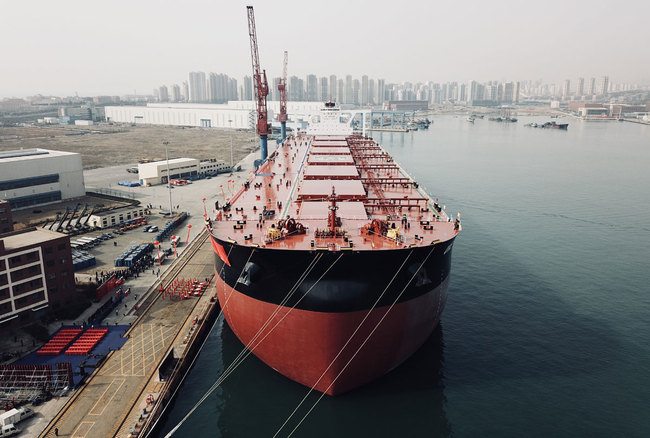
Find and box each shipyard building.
[0,227,75,326]
[0,149,85,210]
[104,101,322,129]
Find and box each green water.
[157,116,650,437]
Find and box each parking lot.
[73,148,261,279]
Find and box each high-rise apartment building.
[352,79,360,105]
[344,75,353,105]
[361,75,369,106]
[158,86,169,102]
[484,84,497,101]
[466,80,478,103]
[181,82,189,102]
[562,80,571,100]
[170,84,181,102]
[329,75,337,102]
[243,75,253,101]
[575,77,584,97]
[189,72,207,103]
[337,79,344,104]
[377,79,385,104]
[271,77,280,101]
[368,79,375,105]
[458,83,467,102]
[587,77,596,95]
[512,81,520,103]
[306,74,318,101]
[207,73,219,103]
[597,76,609,95]
[319,77,328,102]
[289,76,304,101]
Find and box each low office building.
[0,148,85,210]
[0,200,13,234]
[138,158,199,186]
[0,228,75,326]
[199,159,231,175]
[87,205,147,229]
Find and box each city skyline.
[2,0,649,98]
[148,72,638,106]
[6,71,646,108]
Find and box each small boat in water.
[525,121,568,130]
[541,121,568,130]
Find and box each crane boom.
[246,5,270,163]
[278,51,288,141]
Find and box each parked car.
[142,225,151,232]
[148,226,159,233]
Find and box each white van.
[0,424,20,437]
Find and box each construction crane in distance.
[278,51,288,142]
[246,5,270,166]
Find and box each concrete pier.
[39,231,217,437]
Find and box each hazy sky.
[2,0,648,97]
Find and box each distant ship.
[488,116,518,123]
[525,121,568,130]
[489,108,517,123]
[208,101,460,395]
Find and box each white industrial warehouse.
[104,101,322,129]
[0,148,85,210]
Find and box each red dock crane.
[278,51,288,142]
[246,5,270,164]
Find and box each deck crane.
[278,51,288,142]
[246,5,271,165]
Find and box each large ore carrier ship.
[208,102,460,395]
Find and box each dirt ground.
[0,124,259,169]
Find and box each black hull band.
[212,235,455,313]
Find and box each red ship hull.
[216,274,449,395]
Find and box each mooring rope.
[165,251,341,437]
[272,249,415,438]
[281,245,436,438]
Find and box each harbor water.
[157,116,650,437]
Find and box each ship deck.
[211,134,459,251]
